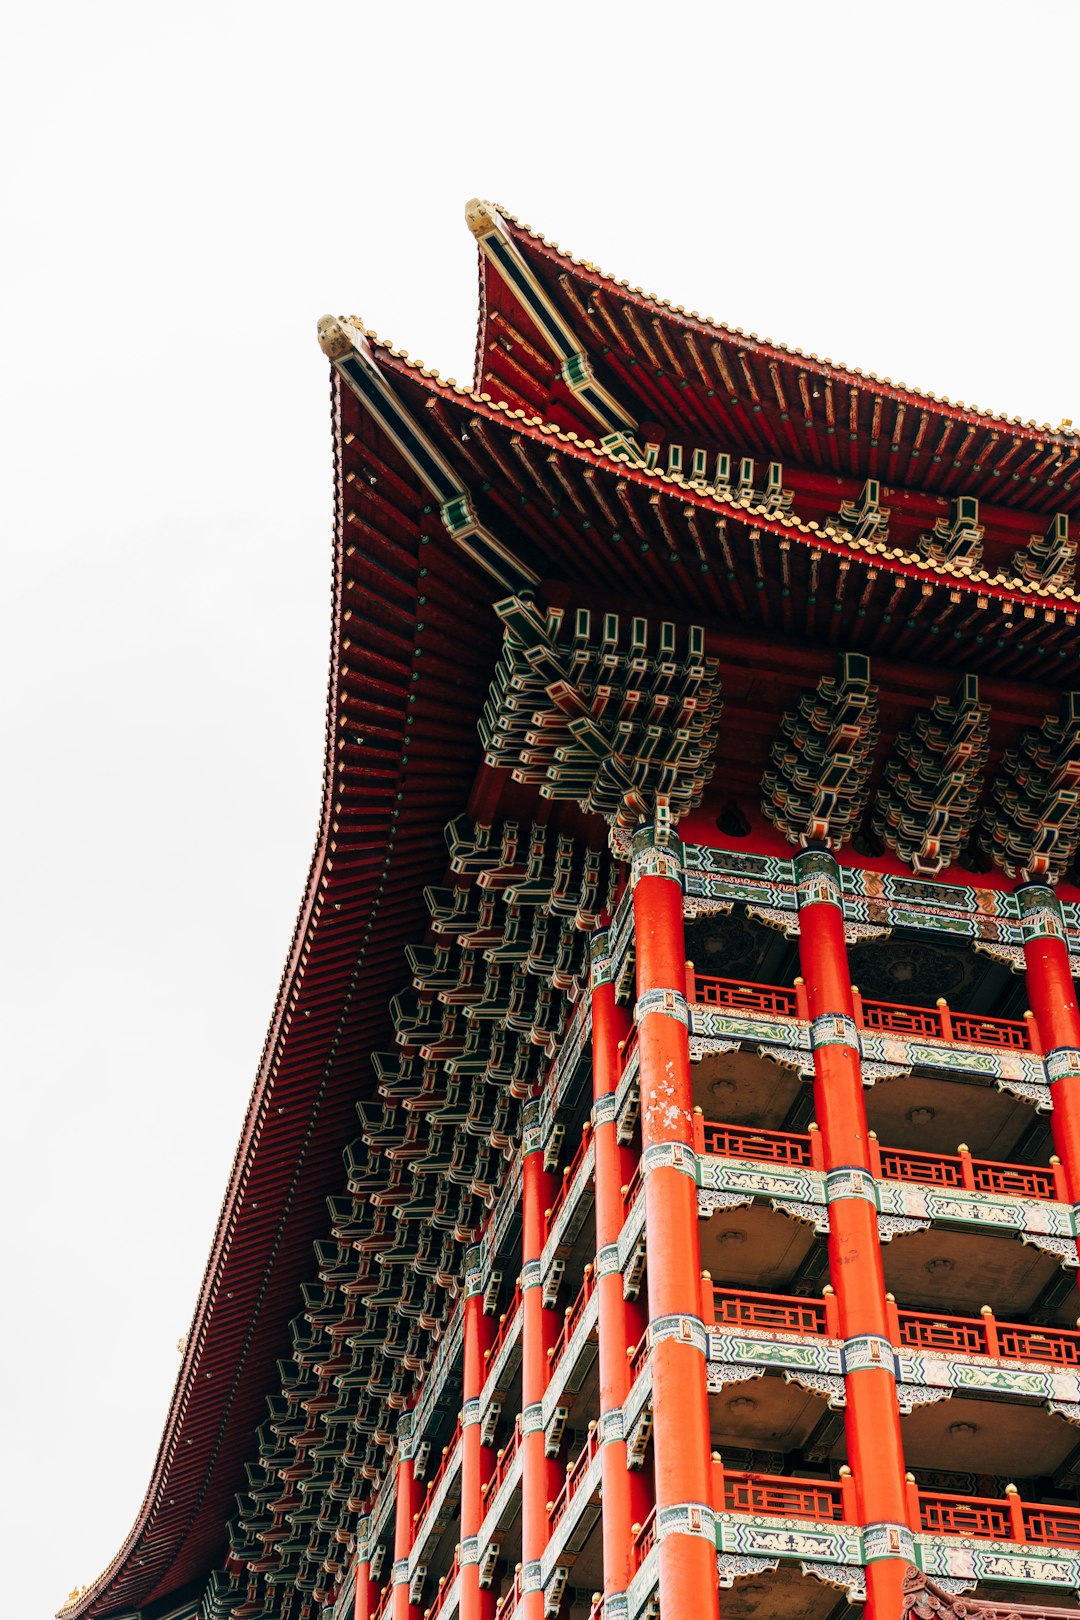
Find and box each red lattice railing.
[916,1491,1012,1540]
[689,971,1034,1053]
[722,1469,845,1522]
[549,1426,599,1531]
[695,975,799,1018]
[545,1124,592,1232]
[481,1417,522,1508]
[716,1467,1080,1549]
[549,1270,596,1376]
[708,1284,1080,1371]
[483,1288,522,1379]
[711,1285,828,1337]
[700,1121,813,1167]
[415,1427,461,1537]
[701,1115,1063,1204]
[493,1566,521,1620]
[426,1549,460,1620]
[630,1509,656,1574]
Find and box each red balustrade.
[712,1285,828,1337]
[481,1417,522,1508]
[916,1491,1012,1541]
[896,1309,987,1356]
[709,1284,1080,1372]
[416,1428,461,1535]
[545,1125,592,1232]
[493,1566,521,1620]
[723,1470,845,1522]
[630,1509,656,1574]
[859,997,942,1039]
[714,1469,1080,1549]
[997,1321,1080,1367]
[689,972,1033,1053]
[876,1144,963,1189]
[701,1115,1061,1204]
[621,1161,644,1213]
[694,974,799,1018]
[701,1121,812,1167]
[424,1550,460,1620]
[548,1269,595,1376]
[1023,1503,1080,1548]
[950,1010,1030,1051]
[483,1288,522,1378]
[549,1426,599,1531]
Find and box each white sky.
[3,3,1078,1615]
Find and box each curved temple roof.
[63,203,1080,1620]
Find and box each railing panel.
[878,1147,963,1188]
[713,1287,827,1336]
[951,1012,1029,1051]
[972,1160,1054,1200]
[918,1493,1010,1540]
[1024,1504,1080,1547]
[550,1272,595,1374]
[702,1122,811,1167]
[692,974,799,1018]
[861,999,941,1038]
[997,1324,1080,1367]
[898,1312,985,1355]
[723,1471,842,1522]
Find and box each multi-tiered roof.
[63,202,1080,1620]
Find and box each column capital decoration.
[589,928,614,988]
[521,1099,543,1156]
[463,1246,484,1296]
[793,846,844,911]
[1016,881,1067,942]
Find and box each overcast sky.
[3,3,1079,1615]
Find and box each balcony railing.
[707,1283,1080,1370]
[689,969,1035,1054]
[718,1466,1080,1548]
[711,1284,828,1337]
[722,1467,850,1523]
[481,1417,522,1509]
[415,1428,461,1542]
[696,1114,1066,1204]
[548,1268,595,1377]
[423,1549,460,1620]
[483,1288,522,1378]
[493,1567,521,1620]
[700,1120,814,1167]
[545,1124,592,1233]
[548,1425,598,1532]
[917,1487,1080,1547]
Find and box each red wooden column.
[391,1414,422,1620]
[352,1515,374,1620]
[460,1247,496,1620]
[1017,882,1080,1203]
[590,928,653,1608]
[631,828,720,1620]
[520,1100,564,1620]
[794,849,912,1619]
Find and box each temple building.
[63,203,1080,1620]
